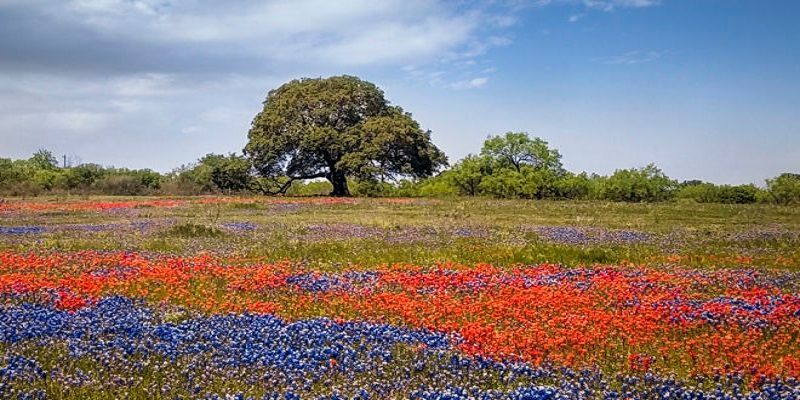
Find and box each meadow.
[1,196,799,399]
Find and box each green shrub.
[600,164,676,202]
[286,180,333,196]
[767,173,800,205]
[479,168,525,198]
[413,175,459,197]
[676,182,716,203]
[350,180,398,197]
[94,175,152,196]
[553,172,592,200]
[59,164,106,190]
[717,185,759,204]
[164,223,225,238]
[676,183,759,204]
[447,155,491,196]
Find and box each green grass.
[163,223,225,238]
[1,196,798,270]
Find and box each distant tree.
[31,169,59,191]
[676,182,760,204]
[201,153,253,193]
[479,168,526,198]
[0,158,22,188]
[553,172,593,200]
[132,169,162,190]
[480,132,563,173]
[60,163,106,189]
[718,184,759,204]
[518,167,561,199]
[245,75,447,196]
[447,155,491,196]
[679,179,705,187]
[601,164,677,202]
[285,179,334,196]
[28,149,59,170]
[94,168,161,195]
[406,175,458,197]
[676,182,717,203]
[175,161,216,194]
[169,154,251,194]
[767,173,800,205]
[94,175,147,195]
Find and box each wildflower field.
[1,196,799,399]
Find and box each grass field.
[1,196,799,399]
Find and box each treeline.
[0,151,248,196]
[0,150,162,196]
[2,133,799,205]
[351,133,799,205]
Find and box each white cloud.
[487,36,514,47]
[0,110,111,139]
[47,0,490,68]
[450,77,489,90]
[43,111,112,132]
[311,16,475,66]
[600,50,666,65]
[488,14,518,27]
[568,13,585,22]
[527,0,660,12]
[111,73,177,97]
[582,0,660,11]
[0,70,269,169]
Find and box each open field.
[1,196,800,399]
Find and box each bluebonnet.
[1,296,798,399]
[0,226,47,235]
[221,222,259,232]
[530,226,652,246]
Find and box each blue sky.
[0,0,798,184]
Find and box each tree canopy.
[601,164,677,202]
[767,173,800,205]
[480,132,563,173]
[244,75,447,196]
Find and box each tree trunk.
[328,170,350,197]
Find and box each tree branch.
[251,172,327,195]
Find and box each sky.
[0,0,798,185]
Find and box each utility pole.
[63,155,67,168]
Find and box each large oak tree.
[245,75,447,196]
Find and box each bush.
[413,175,459,197]
[447,155,490,196]
[94,175,154,196]
[0,158,20,188]
[158,177,207,196]
[286,180,333,196]
[755,189,774,204]
[479,168,525,198]
[165,223,225,238]
[553,172,593,200]
[676,182,717,203]
[718,185,759,204]
[2,181,44,197]
[165,154,251,195]
[58,164,106,190]
[349,179,399,197]
[519,167,561,199]
[203,154,252,193]
[600,164,676,202]
[677,183,759,204]
[767,173,800,205]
